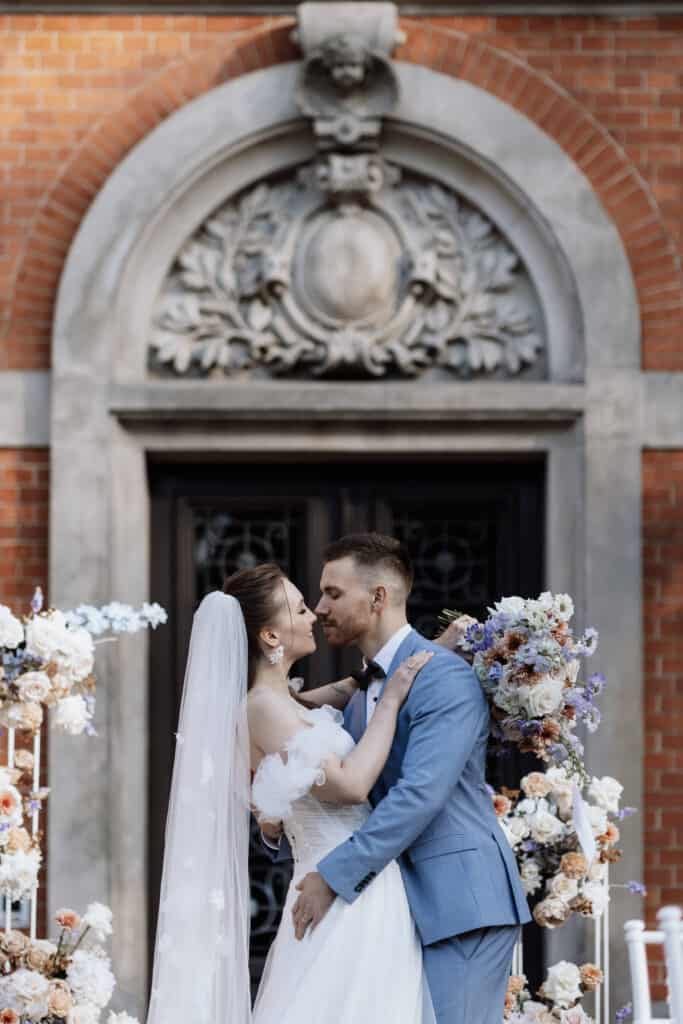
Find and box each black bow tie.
[353,660,386,692]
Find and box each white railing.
[4,725,42,940]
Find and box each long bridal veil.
[147,591,252,1024]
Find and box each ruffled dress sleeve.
[251,706,353,823]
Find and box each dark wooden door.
[148,458,545,991]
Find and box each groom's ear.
[371,585,388,612]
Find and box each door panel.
[149,458,545,991]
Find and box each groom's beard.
[319,619,366,649]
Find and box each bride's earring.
[267,644,285,665]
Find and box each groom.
[290,532,531,1024]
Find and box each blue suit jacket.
[316,629,531,946]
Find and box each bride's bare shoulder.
[247,687,302,749]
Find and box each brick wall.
[643,451,683,997]
[0,447,49,936]
[1,13,682,371]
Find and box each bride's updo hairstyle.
[223,563,286,687]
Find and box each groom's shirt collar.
[370,623,412,676]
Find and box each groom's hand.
[292,872,335,940]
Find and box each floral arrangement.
[504,960,603,1024]
[441,593,603,775]
[0,902,139,1024]
[0,590,167,737]
[491,766,640,928]
[0,585,167,966]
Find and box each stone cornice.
[5,2,683,14]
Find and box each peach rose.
[598,823,620,847]
[493,795,512,817]
[504,991,517,1017]
[13,749,34,773]
[6,827,31,854]
[48,981,73,1018]
[0,930,28,958]
[55,908,81,931]
[580,963,604,991]
[508,975,526,995]
[0,1010,19,1024]
[0,791,19,818]
[18,702,43,732]
[533,897,571,929]
[521,772,551,799]
[560,852,588,880]
[25,942,53,972]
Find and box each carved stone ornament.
[149,164,544,380]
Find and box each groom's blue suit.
[316,629,532,1024]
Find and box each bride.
[146,564,437,1024]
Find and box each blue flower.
[626,880,647,896]
[618,806,637,820]
[588,672,606,695]
[615,1003,632,1022]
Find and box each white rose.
[560,1007,591,1024]
[587,861,607,882]
[68,1004,101,1024]
[517,798,537,815]
[0,848,42,900]
[508,816,531,843]
[67,951,115,1010]
[15,671,51,703]
[494,596,526,620]
[522,1001,556,1024]
[520,859,543,896]
[528,806,564,845]
[545,770,575,820]
[10,968,50,1020]
[541,961,583,1008]
[548,873,579,902]
[587,776,623,815]
[0,607,24,649]
[518,675,565,718]
[53,695,91,736]
[83,903,113,942]
[553,594,575,622]
[107,1013,139,1024]
[499,820,522,849]
[25,611,71,663]
[58,627,95,683]
[587,805,608,837]
[581,880,609,917]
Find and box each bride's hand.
[381,650,434,707]
[436,614,478,651]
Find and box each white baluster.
[595,906,603,1024]
[624,919,658,1024]
[658,905,683,1024]
[4,727,15,936]
[29,730,41,940]
[603,865,610,1024]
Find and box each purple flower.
[548,743,569,762]
[466,622,496,653]
[615,1003,632,1022]
[488,663,503,683]
[521,840,538,853]
[30,587,44,614]
[626,880,647,896]
[618,807,637,820]
[588,672,606,696]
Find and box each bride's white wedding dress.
[251,703,434,1024]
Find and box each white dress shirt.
[365,622,412,723]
